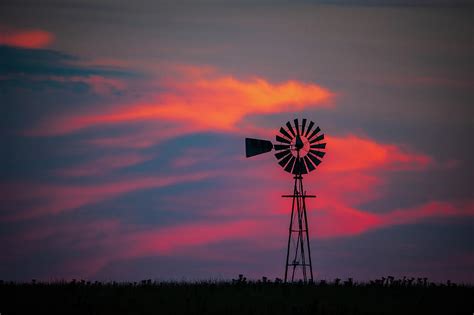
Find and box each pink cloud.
[381,200,474,226]
[8,217,272,279]
[310,200,474,239]
[24,199,473,279]
[0,171,218,221]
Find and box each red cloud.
[0,29,54,48]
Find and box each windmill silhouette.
[245,119,326,282]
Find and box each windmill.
[245,118,326,283]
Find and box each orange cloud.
[27,72,333,136]
[0,29,54,48]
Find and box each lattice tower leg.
[284,175,314,283]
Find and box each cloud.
[0,45,134,80]
[0,171,218,221]
[2,45,470,281]
[45,75,127,95]
[26,67,334,136]
[321,134,432,172]
[381,200,474,225]
[0,29,54,49]
[1,126,471,279]
[11,199,471,279]
[1,215,270,279]
[54,152,152,177]
[311,200,474,238]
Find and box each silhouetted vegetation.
[1,276,472,314]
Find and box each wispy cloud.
[0,171,218,221]
[26,65,334,136]
[54,152,152,177]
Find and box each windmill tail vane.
[245,118,326,283]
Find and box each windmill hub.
[245,118,327,283]
[295,134,304,151]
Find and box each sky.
[0,0,473,283]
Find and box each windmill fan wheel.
[274,118,326,175]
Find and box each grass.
[1,276,472,315]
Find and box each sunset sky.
[1,0,473,283]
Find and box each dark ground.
[1,277,472,315]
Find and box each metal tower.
[283,165,315,282]
[245,118,326,283]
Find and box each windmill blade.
[275,149,291,160]
[286,121,296,137]
[310,143,326,149]
[308,126,321,141]
[305,121,315,137]
[278,153,293,168]
[274,144,290,151]
[279,127,292,140]
[245,138,273,158]
[310,149,325,158]
[276,135,291,144]
[307,152,322,166]
[284,156,296,173]
[309,133,324,144]
[293,157,308,175]
[292,158,300,174]
[294,118,300,135]
[300,158,308,174]
[301,119,307,135]
[304,156,316,172]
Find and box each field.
[1,277,472,315]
